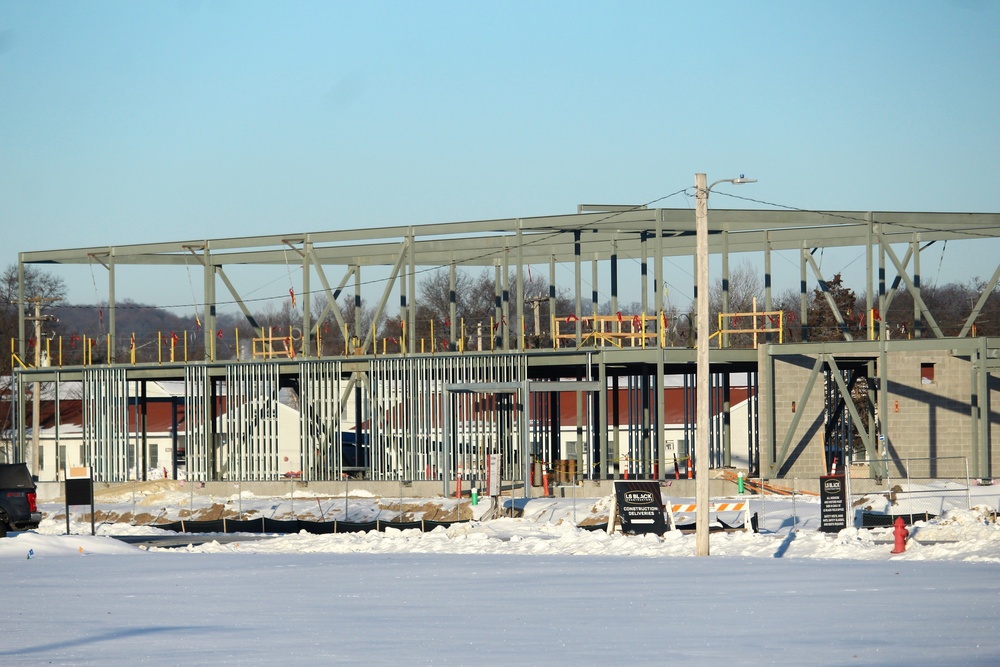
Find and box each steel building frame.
[12,206,1000,483]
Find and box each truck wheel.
[0,519,7,538]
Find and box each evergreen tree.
[806,273,859,342]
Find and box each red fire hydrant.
[891,517,909,554]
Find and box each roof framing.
[16,206,1000,362]
[20,208,1000,268]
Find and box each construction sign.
[819,474,848,532]
[611,480,667,535]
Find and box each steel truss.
[15,208,1000,363]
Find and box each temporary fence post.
[965,457,972,510]
[572,481,577,525]
[760,478,767,532]
[845,465,855,528]
[791,478,798,533]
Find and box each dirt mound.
[376,500,469,522]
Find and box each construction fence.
[848,456,973,526]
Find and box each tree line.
[710,260,1000,346]
[4,262,1000,376]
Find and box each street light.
[694,172,757,556]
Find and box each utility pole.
[695,173,711,557]
[694,172,757,557]
[24,297,58,478]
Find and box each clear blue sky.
[2,1,999,312]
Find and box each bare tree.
[408,268,574,351]
[773,287,803,342]
[339,293,382,354]
[880,278,1000,339]
[0,265,67,462]
[709,260,764,348]
[1,265,67,371]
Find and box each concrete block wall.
[766,353,828,479]
[763,343,998,481]
[886,350,998,478]
[886,351,968,460]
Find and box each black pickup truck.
[0,463,42,537]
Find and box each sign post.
[64,467,95,536]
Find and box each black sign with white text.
[613,480,667,535]
[819,474,848,533]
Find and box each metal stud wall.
[184,365,212,482]
[625,373,657,477]
[13,354,761,485]
[298,360,344,481]
[368,354,525,483]
[224,363,280,480]
[529,390,559,475]
[83,367,130,481]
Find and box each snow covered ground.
[4,486,1000,666]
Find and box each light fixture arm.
[703,176,758,197]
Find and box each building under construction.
[9,204,1000,493]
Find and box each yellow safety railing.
[553,313,663,349]
[714,301,784,348]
